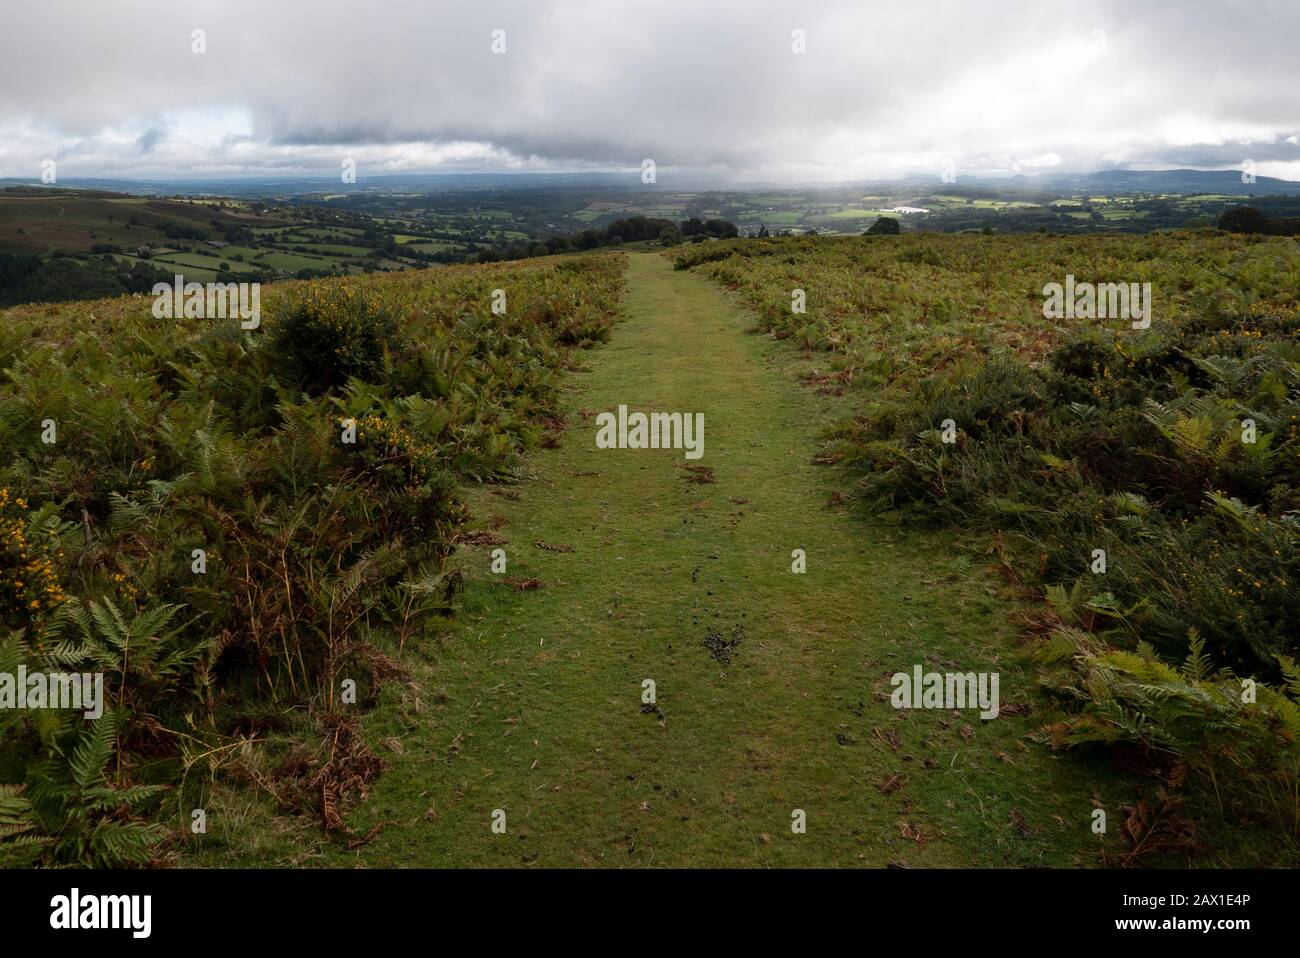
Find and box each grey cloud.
[1,0,1297,180]
[137,125,166,154]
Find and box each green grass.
[149,252,260,273]
[296,227,366,238]
[145,261,222,281]
[207,244,268,260]
[402,241,459,253]
[292,243,374,256]
[252,251,344,271]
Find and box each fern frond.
[1277,655,1300,702]
[1182,628,1211,682]
[69,711,118,789]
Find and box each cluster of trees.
[0,250,337,304]
[469,215,739,263]
[1218,205,1300,235]
[907,195,1300,235]
[213,219,256,245]
[150,218,254,245]
[606,216,679,243]
[680,217,740,239]
[403,244,465,266]
[161,221,209,241]
[0,253,174,307]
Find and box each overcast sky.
[2,0,1297,183]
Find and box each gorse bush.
[267,285,403,393]
[0,253,624,864]
[0,487,65,625]
[677,234,1300,839]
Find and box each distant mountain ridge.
[1032,168,1299,195]
[1,167,1297,198]
[0,172,641,198]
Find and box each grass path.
[330,252,1108,867]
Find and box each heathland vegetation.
[0,253,623,864]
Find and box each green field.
[403,240,459,253]
[297,226,366,238]
[819,208,882,220]
[288,242,373,256]
[150,251,253,271]
[251,250,340,271]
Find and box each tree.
[866,217,900,235]
[702,218,738,238]
[1218,206,1269,234]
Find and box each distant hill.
[0,186,284,254]
[868,168,1299,197]
[1037,168,1300,196]
[4,167,1297,199]
[0,171,645,199]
